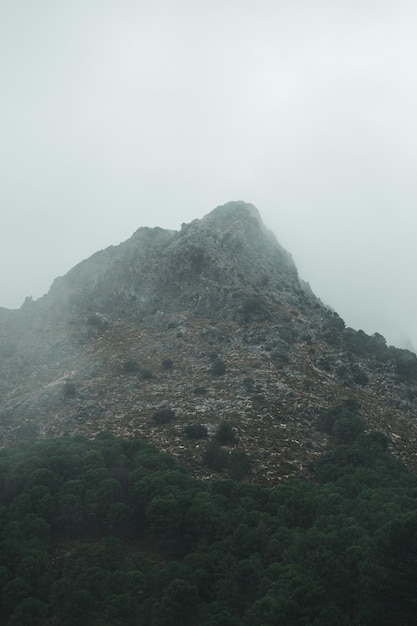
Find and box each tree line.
[0,422,416,624]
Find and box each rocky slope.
[1,201,417,483]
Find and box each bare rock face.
[44,201,301,321]
[1,201,417,484]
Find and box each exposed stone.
[0,202,417,483]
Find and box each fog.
[1,1,416,350]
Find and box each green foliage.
[352,367,369,385]
[87,313,109,329]
[242,296,268,322]
[215,422,237,445]
[122,359,139,372]
[154,578,200,625]
[341,328,417,385]
[332,415,366,443]
[229,450,251,481]
[242,377,256,392]
[9,597,47,626]
[388,346,417,381]
[120,362,154,378]
[317,406,365,443]
[326,312,345,332]
[139,367,153,379]
[211,359,227,376]
[366,430,388,451]
[0,431,415,624]
[370,511,417,624]
[317,356,332,371]
[243,296,263,314]
[184,424,208,439]
[343,328,388,360]
[203,442,230,471]
[278,326,298,345]
[152,408,176,424]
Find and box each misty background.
[1,1,416,350]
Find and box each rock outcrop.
[1,201,417,483]
[44,201,300,321]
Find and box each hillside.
[1,201,417,483]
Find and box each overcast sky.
[1,1,417,350]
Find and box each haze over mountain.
[2,2,417,350]
[1,201,417,483]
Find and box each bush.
[365,430,389,452]
[242,378,256,393]
[211,360,227,376]
[139,368,153,380]
[317,407,360,436]
[317,356,332,372]
[278,327,298,345]
[229,450,251,480]
[343,398,361,412]
[271,351,289,364]
[161,358,174,370]
[327,313,345,332]
[87,313,109,329]
[389,347,417,382]
[332,416,366,444]
[203,442,229,471]
[242,296,268,322]
[352,368,369,386]
[123,360,139,372]
[184,424,208,439]
[215,422,237,445]
[369,332,388,359]
[152,409,176,425]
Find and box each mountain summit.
[46,201,301,321]
[1,202,417,482]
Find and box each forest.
[0,421,417,625]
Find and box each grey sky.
[1,1,417,349]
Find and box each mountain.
[1,201,417,483]
[45,201,299,321]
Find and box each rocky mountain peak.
[1,201,417,484]
[196,200,266,234]
[45,201,300,322]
